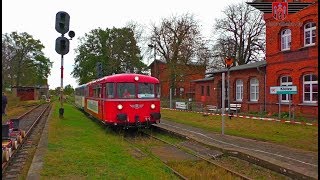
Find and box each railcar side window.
[89,86,93,97]
[138,83,155,98]
[106,83,115,98]
[85,87,89,96]
[93,86,97,97]
[75,88,79,96]
[93,85,102,98]
[98,86,101,98]
[117,83,135,98]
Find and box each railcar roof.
[86,73,159,85]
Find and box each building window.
[304,22,316,46]
[250,78,259,101]
[236,79,243,101]
[280,76,293,102]
[303,74,318,103]
[206,86,210,96]
[281,29,291,51]
[179,87,184,97]
[201,86,204,96]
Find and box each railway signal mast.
[55,11,75,118]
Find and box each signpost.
[270,86,297,120]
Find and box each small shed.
[12,85,49,101]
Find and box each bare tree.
[212,2,265,67]
[150,13,210,91]
[125,21,152,73]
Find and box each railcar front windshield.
[118,83,136,98]
[138,83,155,98]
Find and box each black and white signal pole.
[55,11,75,118]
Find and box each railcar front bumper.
[114,113,161,129]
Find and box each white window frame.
[235,79,243,101]
[280,76,293,103]
[303,74,318,103]
[304,22,316,46]
[250,78,259,102]
[281,29,291,51]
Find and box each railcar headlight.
[134,76,139,81]
[151,104,156,109]
[117,104,123,110]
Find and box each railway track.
[2,103,51,179]
[123,130,251,180]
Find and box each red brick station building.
[150,0,318,119]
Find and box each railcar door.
[97,84,103,120]
[105,83,116,123]
[99,84,105,120]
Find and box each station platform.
[153,119,318,180]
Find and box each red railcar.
[80,73,161,128]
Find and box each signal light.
[55,37,70,55]
[55,11,70,34]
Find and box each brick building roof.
[207,60,266,74]
[193,60,267,82]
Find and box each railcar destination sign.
[270,86,297,94]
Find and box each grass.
[215,156,288,180]
[42,102,178,179]
[168,160,241,180]
[161,109,318,152]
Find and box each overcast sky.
[3,0,246,89]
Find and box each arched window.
[250,78,259,101]
[235,79,243,101]
[304,22,316,46]
[280,76,292,102]
[281,29,291,51]
[303,74,318,103]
